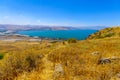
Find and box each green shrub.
[0,53,4,59]
[104,33,115,37]
[67,38,77,43]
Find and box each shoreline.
[0,30,75,41]
[0,34,64,42]
[0,29,95,41]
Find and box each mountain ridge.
[0,24,105,31]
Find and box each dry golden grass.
[88,26,120,39]
[0,38,119,80]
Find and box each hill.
[0,38,119,80]
[0,24,105,32]
[0,24,78,31]
[87,26,120,39]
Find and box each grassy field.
[0,37,119,80]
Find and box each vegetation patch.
[67,38,77,43]
[87,26,120,39]
[0,53,4,59]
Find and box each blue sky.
[0,0,120,27]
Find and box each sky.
[0,0,120,27]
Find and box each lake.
[17,30,97,40]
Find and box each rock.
[116,73,120,78]
[37,54,44,59]
[91,51,100,55]
[110,73,120,80]
[98,58,111,64]
[55,63,64,73]
[110,56,120,60]
[46,44,52,48]
[54,63,64,78]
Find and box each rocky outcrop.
[54,63,64,79]
[98,58,111,64]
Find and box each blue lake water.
[17,30,97,40]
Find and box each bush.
[104,33,115,37]
[67,38,77,43]
[0,53,4,59]
[0,52,43,80]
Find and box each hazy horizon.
[0,0,120,27]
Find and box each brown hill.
[87,26,120,39]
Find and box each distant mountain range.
[0,24,106,31]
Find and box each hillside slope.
[87,26,120,39]
[0,38,119,80]
[0,27,120,80]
